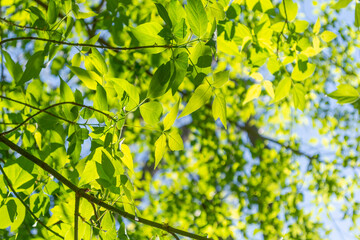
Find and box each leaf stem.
[74,194,80,240]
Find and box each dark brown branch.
[0,163,64,239]
[0,37,178,52]
[237,122,316,160]
[0,136,211,240]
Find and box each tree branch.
[0,99,114,136]
[0,37,178,52]
[237,122,316,160]
[0,17,59,33]
[0,163,64,239]
[0,135,211,240]
[0,95,74,124]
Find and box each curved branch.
[0,100,114,136]
[0,163,64,239]
[0,17,59,33]
[0,37,177,52]
[0,136,211,240]
[0,95,74,124]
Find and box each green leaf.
[263,80,275,98]
[179,83,212,118]
[313,18,321,34]
[140,101,163,125]
[110,78,140,111]
[294,20,309,33]
[47,0,57,24]
[171,52,188,94]
[209,2,226,20]
[173,18,188,40]
[279,0,298,22]
[72,53,82,67]
[185,0,208,37]
[212,93,227,128]
[328,84,360,104]
[320,31,337,42]
[60,79,78,121]
[68,66,102,90]
[243,84,261,105]
[356,3,360,27]
[148,62,172,98]
[17,51,44,86]
[167,130,184,151]
[79,161,99,186]
[88,48,108,75]
[120,144,134,173]
[0,198,26,231]
[0,204,12,229]
[131,22,167,53]
[101,151,115,179]
[82,33,101,53]
[190,42,212,73]
[274,77,291,102]
[3,163,34,193]
[155,3,172,27]
[332,0,352,10]
[168,0,186,25]
[292,83,306,111]
[2,50,23,82]
[94,84,108,123]
[213,70,229,88]
[291,62,316,81]
[163,99,180,131]
[60,79,75,102]
[65,17,75,38]
[155,134,167,168]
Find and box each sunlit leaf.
[185,0,208,37]
[179,83,212,118]
[243,84,261,105]
[328,84,360,104]
[155,134,167,168]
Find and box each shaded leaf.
[18,51,44,86]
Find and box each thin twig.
[0,37,180,52]
[0,95,74,124]
[0,136,212,240]
[0,17,60,33]
[0,163,64,239]
[0,100,114,136]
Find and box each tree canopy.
[0,0,360,239]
